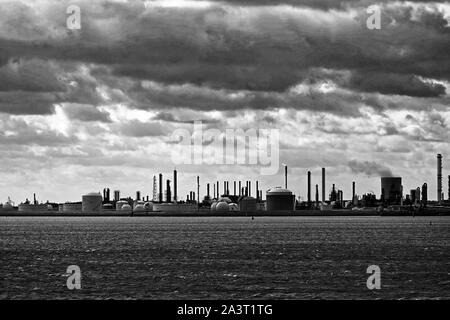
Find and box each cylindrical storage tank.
[102,203,114,210]
[266,188,295,211]
[210,202,218,211]
[82,192,102,212]
[134,204,145,211]
[115,200,128,211]
[216,202,229,212]
[229,203,239,211]
[238,196,257,212]
[63,202,82,212]
[381,177,402,204]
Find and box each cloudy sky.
[0,0,449,203]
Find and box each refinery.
[1,154,450,216]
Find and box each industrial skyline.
[3,153,449,208]
[1,1,450,204]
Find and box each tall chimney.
[249,181,251,197]
[197,176,200,205]
[239,181,241,196]
[213,183,216,199]
[166,179,171,203]
[315,184,319,204]
[217,181,219,197]
[256,181,259,200]
[285,165,288,189]
[207,183,210,198]
[159,173,163,203]
[234,181,236,196]
[437,154,442,203]
[307,171,311,206]
[173,169,177,202]
[224,181,226,196]
[322,168,326,203]
[352,181,356,205]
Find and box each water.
[1,216,449,299]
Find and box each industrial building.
[266,188,295,211]
[381,177,403,205]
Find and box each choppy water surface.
[1,216,449,299]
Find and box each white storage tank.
[216,202,229,212]
[115,200,128,211]
[82,192,102,212]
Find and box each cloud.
[348,159,393,177]
[118,120,167,137]
[61,103,111,122]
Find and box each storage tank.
[115,200,128,211]
[216,202,229,212]
[266,188,295,211]
[210,202,218,211]
[238,196,257,212]
[381,177,402,204]
[229,203,239,211]
[82,192,102,212]
[120,204,132,211]
[144,202,153,211]
[63,202,82,212]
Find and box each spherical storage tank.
[210,202,218,211]
[82,192,102,212]
[115,200,128,211]
[266,188,295,211]
[120,204,132,211]
[216,202,230,212]
[229,203,239,211]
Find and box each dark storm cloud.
[0,0,449,100]
[347,72,446,97]
[348,159,393,177]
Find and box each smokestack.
[224,181,226,196]
[249,181,251,197]
[207,183,210,198]
[285,165,288,189]
[234,181,236,196]
[33,193,37,205]
[239,181,241,196]
[352,181,356,205]
[307,171,311,206]
[217,181,219,197]
[166,179,171,203]
[322,168,326,203]
[197,176,200,205]
[256,181,259,200]
[315,184,319,204]
[213,183,216,199]
[159,173,163,203]
[438,154,442,203]
[193,192,196,203]
[136,191,141,201]
[173,169,177,202]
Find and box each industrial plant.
[1,154,450,216]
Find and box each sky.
[0,0,449,203]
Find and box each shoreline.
[1,208,449,217]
